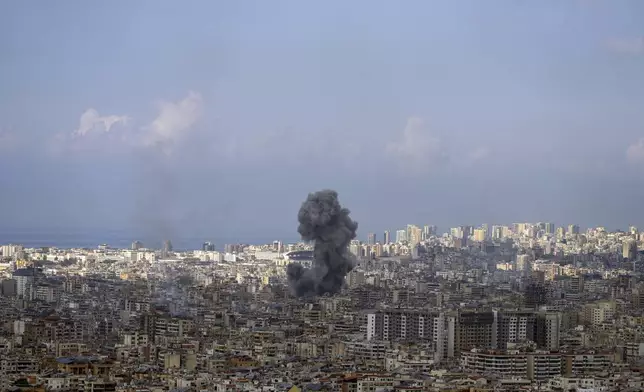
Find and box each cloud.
[604,37,644,56]
[53,91,204,156]
[73,108,129,137]
[626,139,644,164]
[143,91,203,152]
[386,117,447,174]
[48,108,129,155]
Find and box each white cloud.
[626,139,644,164]
[604,37,644,56]
[73,108,129,137]
[386,117,447,174]
[143,91,203,150]
[54,91,204,156]
[50,108,129,155]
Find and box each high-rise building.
[422,225,434,240]
[623,240,637,260]
[513,223,521,234]
[473,229,486,242]
[406,224,420,244]
[409,226,423,246]
[545,223,555,235]
[349,240,361,257]
[492,225,504,240]
[12,268,36,299]
[582,301,616,325]
[535,312,561,350]
[366,309,457,361]
[516,254,532,276]
[569,275,584,293]
[495,310,536,349]
[525,281,548,309]
[567,224,580,235]
[495,310,561,350]
[457,226,470,245]
[367,233,376,245]
[271,241,280,252]
[556,227,565,239]
[373,243,383,258]
[131,241,143,250]
[395,230,407,243]
[450,226,470,243]
[459,311,495,350]
[224,244,244,254]
[383,231,391,245]
[1,279,16,296]
[1,244,23,259]
[202,242,216,251]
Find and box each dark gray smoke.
[287,190,358,297]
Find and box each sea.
[0,228,299,251]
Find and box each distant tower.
[131,241,143,250]
[623,240,637,260]
[492,225,504,240]
[556,227,565,240]
[459,225,470,246]
[630,226,639,239]
[544,223,555,235]
[422,226,430,240]
[395,230,407,243]
[473,229,486,242]
[524,281,547,309]
[516,254,532,277]
[202,242,215,252]
[272,241,283,253]
[367,233,376,245]
[409,227,422,246]
[383,231,391,245]
[406,224,421,243]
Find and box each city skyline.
[1,193,642,390]
[0,220,640,251]
[2,1,644,389]
[1,219,643,250]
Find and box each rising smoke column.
[287,190,358,297]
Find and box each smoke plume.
[287,190,358,297]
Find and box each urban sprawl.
[1,222,643,392]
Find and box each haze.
[1,0,644,243]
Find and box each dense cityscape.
[1,221,644,391]
[3,0,643,391]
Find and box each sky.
[1,0,644,244]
